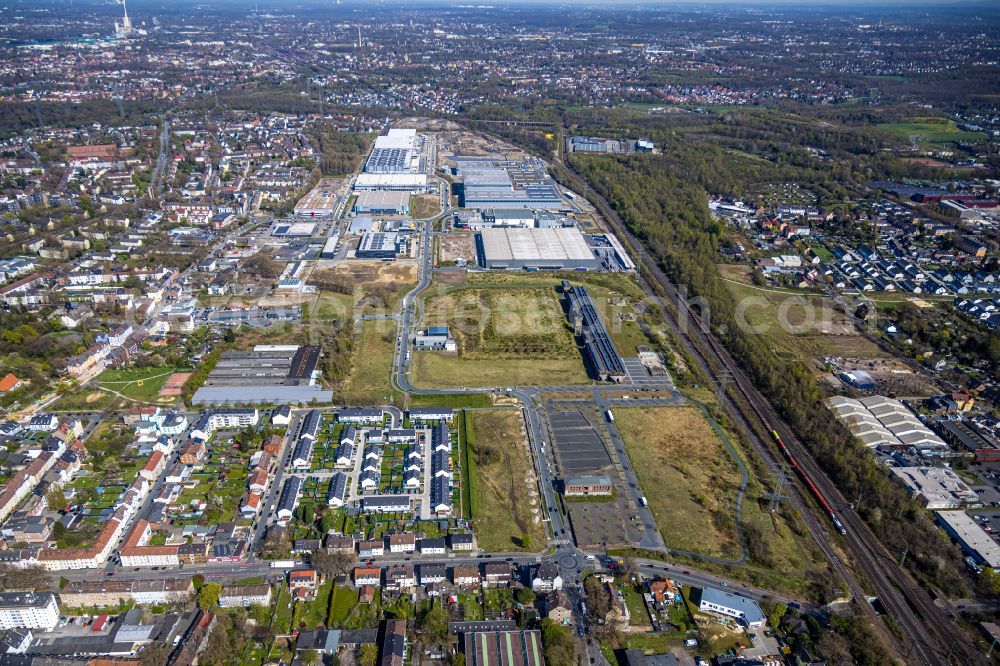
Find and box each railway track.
[555,152,983,665]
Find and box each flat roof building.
[321,235,340,259]
[890,466,978,509]
[354,190,410,216]
[273,222,318,237]
[355,173,429,192]
[357,232,401,259]
[478,227,601,271]
[465,185,563,210]
[0,592,59,630]
[366,131,418,174]
[295,179,342,216]
[695,587,765,627]
[937,510,1000,569]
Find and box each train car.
[769,427,846,535]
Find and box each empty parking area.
[622,357,673,387]
[567,494,644,548]
[547,409,612,475]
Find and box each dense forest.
[564,124,971,597]
[308,123,374,176]
[0,98,168,138]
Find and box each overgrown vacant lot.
[423,287,577,359]
[721,277,883,361]
[338,320,400,405]
[615,406,742,558]
[311,261,417,314]
[470,409,546,552]
[412,286,589,388]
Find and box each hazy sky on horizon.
[42,0,998,7]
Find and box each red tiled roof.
[0,373,21,392]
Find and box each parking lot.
[621,357,674,388]
[546,405,646,548]
[547,409,612,475]
[566,494,645,548]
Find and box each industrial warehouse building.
[294,179,341,216]
[321,235,340,259]
[192,345,333,405]
[463,630,544,666]
[478,227,602,270]
[825,395,947,450]
[366,129,418,174]
[889,465,978,509]
[356,232,402,259]
[936,510,1000,569]
[563,283,627,382]
[354,173,429,192]
[464,184,563,210]
[353,190,410,215]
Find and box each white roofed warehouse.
[477,227,603,271]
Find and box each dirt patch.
[439,233,477,265]
[410,194,441,219]
[160,372,191,397]
[825,356,939,395]
[85,392,104,404]
[312,261,417,287]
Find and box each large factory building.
[477,227,603,270]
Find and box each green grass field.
[328,585,358,626]
[412,274,650,387]
[421,287,578,360]
[338,320,402,405]
[878,117,986,145]
[412,353,589,389]
[291,580,333,629]
[96,366,182,402]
